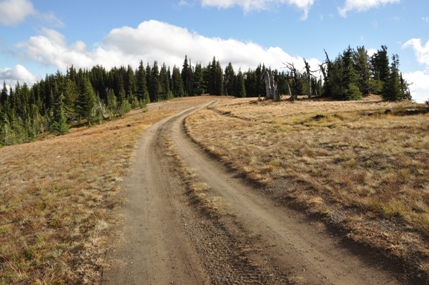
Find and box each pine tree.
[341,46,362,100]
[149,61,160,102]
[172,66,185,97]
[159,63,171,100]
[75,78,96,124]
[136,60,150,104]
[51,93,68,134]
[182,55,194,95]
[208,58,223,95]
[146,64,153,102]
[353,46,371,96]
[370,45,390,94]
[382,54,404,101]
[1,82,8,105]
[224,62,235,96]
[106,89,118,117]
[125,65,135,102]
[235,69,246,98]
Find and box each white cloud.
[403,38,429,66]
[0,0,63,27]
[200,0,314,19]
[402,71,429,103]
[15,20,320,74]
[367,48,377,57]
[338,0,400,18]
[0,0,36,26]
[0,64,37,88]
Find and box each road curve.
[103,102,403,285]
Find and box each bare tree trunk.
[304,59,312,99]
[287,84,294,101]
[263,71,273,99]
[97,94,108,120]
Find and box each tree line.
[0,45,410,146]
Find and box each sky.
[0,0,429,102]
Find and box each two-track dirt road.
[102,101,406,284]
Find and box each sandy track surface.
[103,102,404,284]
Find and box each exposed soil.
[102,101,413,284]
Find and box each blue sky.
[1,0,429,102]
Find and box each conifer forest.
[0,45,411,146]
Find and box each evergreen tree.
[51,93,68,134]
[341,46,362,100]
[136,60,150,103]
[75,78,96,124]
[106,89,118,117]
[172,66,185,97]
[382,54,404,101]
[1,82,8,105]
[182,55,194,95]
[208,57,223,95]
[125,65,135,102]
[159,63,172,100]
[244,69,256,97]
[353,46,371,96]
[149,61,160,102]
[145,64,153,102]
[235,69,246,98]
[193,63,205,95]
[370,45,390,94]
[224,62,235,96]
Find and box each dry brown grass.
[185,95,429,276]
[0,96,214,284]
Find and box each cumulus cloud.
[0,0,63,27]
[0,64,37,87]
[0,0,36,26]
[338,0,400,18]
[402,71,429,103]
[15,20,320,73]
[403,38,429,66]
[200,0,314,19]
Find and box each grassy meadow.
[0,96,214,284]
[185,95,429,276]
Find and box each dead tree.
[263,70,272,99]
[262,70,279,101]
[303,59,318,99]
[284,62,299,101]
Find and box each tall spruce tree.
[224,62,235,96]
[1,82,8,105]
[341,46,362,100]
[136,60,150,103]
[172,66,185,97]
[149,61,160,102]
[193,63,205,95]
[353,46,371,96]
[75,77,96,124]
[51,93,68,134]
[235,69,246,98]
[382,54,404,101]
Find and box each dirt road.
[103,102,405,284]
